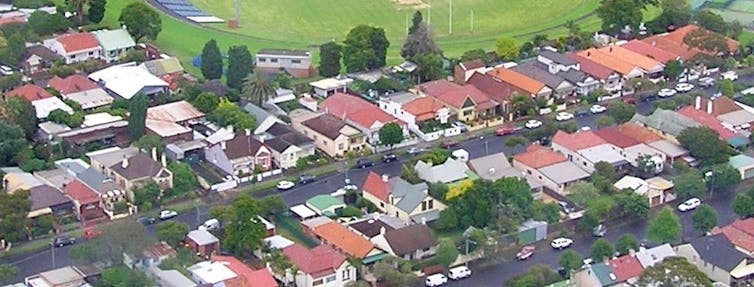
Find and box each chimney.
[587,51,591,58]
[695,96,701,110]
[609,46,613,53]
[421,216,427,225]
[707,99,713,114]
[220,141,226,150]
[381,174,389,182]
[121,155,129,169]
[629,248,636,256]
[379,226,386,235]
[651,41,656,46]
[245,128,251,136]
[161,153,167,167]
[151,147,157,161]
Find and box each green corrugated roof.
[730,154,754,169]
[544,280,575,287]
[591,263,618,285]
[306,194,344,211]
[92,29,135,51]
[728,136,750,148]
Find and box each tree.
[706,164,741,191]
[133,134,164,154]
[684,28,730,55]
[342,25,389,72]
[719,79,735,98]
[4,96,37,138]
[674,170,706,200]
[373,259,421,286]
[156,221,189,247]
[223,195,266,256]
[664,59,684,80]
[65,0,86,25]
[678,127,730,167]
[401,11,441,59]
[608,102,636,124]
[428,182,449,202]
[226,45,252,90]
[615,192,650,220]
[460,49,488,64]
[692,204,717,233]
[616,234,639,255]
[559,250,583,274]
[169,162,198,196]
[87,0,106,23]
[119,2,161,42]
[0,264,18,285]
[127,94,148,140]
[207,99,256,130]
[647,207,681,243]
[506,265,560,287]
[638,256,712,287]
[2,32,26,65]
[70,241,107,264]
[242,73,277,106]
[319,41,341,77]
[191,92,220,113]
[400,163,421,184]
[495,37,519,60]
[597,0,644,33]
[591,238,615,261]
[257,195,287,217]
[266,249,294,285]
[411,53,443,82]
[434,239,459,267]
[97,219,152,262]
[99,266,155,287]
[596,115,615,128]
[274,72,292,89]
[530,201,561,223]
[0,190,30,242]
[378,122,403,147]
[694,10,728,34]
[733,194,754,218]
[27,10,69,36]
[200,39,223,80]
[651,0,691,32]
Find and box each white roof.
[415,158,470,184]
[38,121,70,134]
[578,144,628,165]
[718,109,754,126]
[309,77,353,90]
[614,175,649,195]
[32,96,73,118]
[264,235,295,250]
[147,100,204,123]
[82,113,122,127]
[257,216,274,230]
[205,127,235,145]
[187,261,237,284]
[635,244,676,268]
[63,88,112,110]
[187,229,219,246]
[88,63,168,99]
[538,161,590,184]
[290,204,317,219]
[146,119,191,137]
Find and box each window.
[292,59,302,64]
[342,269,351,280]
[338,143,345,150]
[88,51,94,56]
[313,279,323,286]
[326,275,336,283]
[258,58,266,62]
[428,199,434,209]
[271,58,278,63]
[463,110,473,116]
[322,140,327,145]
[421,201,427,211]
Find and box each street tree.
[378,122,403,148]
[675,170,707,199]
[156,221,189,247]
[0,263,18,285]
[0,190,30,242]
[638,256,712,287]
[733,194,754,218]
[97,219,153,262]
[596,115,615,128]
[647,207,681,244]
[506,265,561,287]
[720,79,735,98]
[596,0,645,33]
[69,241,107,264]
[664,60,684,79]
[241,73,277,106]
[401,11,441,59]
[4,96,37,138]
[223,195,267,256]
[559,250,583,273]
[191,92,220,113]
[99,266,155,287]
[530,201,561,223]
[692,204,718,233]
[119,2,161,41]
[608,102,636,124]
[678,127,730,167]
[226,45,253,90]
[257,195,288,217]
[87,0,106,23]
[615,192,650,220]
[616,234,639,255]
[707,164,741,191]
[200,39,223,80]
[591,238,615,261]
[495,36,519,60]
[127,94,148,140]
[342,25,389,72]
[319,41,342,77]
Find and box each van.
[198,218,220,231]
[425,273,448,287]
[447,266,472,280]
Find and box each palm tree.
[241,73,277,106]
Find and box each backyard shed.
[730,154,754,180]
[517,219,548,244]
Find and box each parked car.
[641,94,659,102]
[593,224,607,237]
[425,273,448,287]
[495,126,516,136]
[276,180,295,190]
[407,147,425,155]
[574,109,590,117]
[538,137,551,146]
[558,201,576,214]
[675,83,695,93]
[452,121,468,132]
[298,174,316,185]
[525,119,543,129]
[442,140,460,149]
[198,218,220,231]
[678,197,702,212]
[54,236,76,248]
[590,105,607,114]
[137,216,156,225]
[516,245,536,260]
[722,71,738,81]
[159,210,178,220]
[658,88,677,98]
[83,229,102,240]
[0,65,13,76]
[355,158,375,168]
[698,77,715,88]
[382,154,398,163]
[555,112,574,121]
[551,237,574,249]
[447,266,472,280]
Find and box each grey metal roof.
[243,103,275,124]
[718,109,754,126]
[578,144,629,166]
[512,61,572,91]
[415,158,469,184]
[538,161,590,184]
[77,168,108,193]
[410,209,441,223]
[647,140,688,158]
[631,109,700,137]
[557,69,590,84]
[388,177,429,213]
[539,50,578,66]
[635,244,676,268]
[690,234,747,272]
[467,153,512,180]
[187,229,219,246]
[87,147,139,169]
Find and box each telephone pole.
[449,0,453,34]
[470,10,474,33]
[234,0,241,27]
[427,0,431,26]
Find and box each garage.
[729,154,754,180]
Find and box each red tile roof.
[552,130,607,151]
[48,74,100,95]
[402,97,445,122]
[486,68,546,95]
[577,48,637,76]
[417,80,496,110]
[312,221,376,259]
[595,126,642,148]
[621,40,679,64]
[320,93,403,129]
[363,172,388,202]
[63,179,99,205]
[608,255,644,282]
[5,84,52,101]
[711,218,754,253]
[513,148,567,169]
[459,59,485,70]
[566,54,617,80]
[617,123,663,143]
[698,96,741,116]
[211,255,278,287]
[678,106,738,140]
[283,244,347,278]
[642,25,739,59]
[56,33,100,53]
[467,72,518,104]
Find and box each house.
[631,109,700,144]
[43,32,102,64]
[211,255,278,287]
[362,172,447,224]
[56,120,130,148]
[88,63,169,99]
[145,100,205,143]
[124,241,177,269]
[188,260,237,287]
[256,122,315,169]
[147,267,197,287]
[320,93,408,145]
[642,24,739,58]
[566,54,623,93]
[27,184,74,219]
[348,214,406,239]
[676,234,754,286]
[294,112,366,158]
[729,154,754,180]
[417,80,500,124]
[107,151,173,191]
[635,244,676,268]
[615,122,689,164]
[310,77,353,97]
[614,175,676,207]
[466,72,517,116]
[244,103,283,135]
[21,45,60,74]
[594,45,665,78]
[595,126,665,173]
[186,229,220,258]
[414,158,470,184]
[91,28,136,63]
[453,59,487,83]
[620,40,679,64]
[305,194,346,216]
[576,48,645,79]
[310,221,385,263]
[679,105,749,148]
[47,74,113,110]
[512,61,576,97]
[536,49,600,96]
[24,266,87,287]
[512,145,590,193]
[63,179,104,221]
[204,130,273,176]
[607,255,645,285]
[711,218,754,256]
[486,67,553,98]
[377,92,453,134]
[371,224,438,260]
[255,49,313,78]
[139,57,186,91]
[574,262,618,287]
[87,147,139,173]
[467,152,544,194]
[280,243,356,287]
[552,130,628,173]
[5,84,73,119]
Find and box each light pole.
[50,241,55,269]
[705,170,716,200]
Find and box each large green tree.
[2,32,26,66]
[616,234,639,255]
[495,36,519,60]
[200,39,223,80]
[241,73,277,106]
[559,250,583,274]
[675,170,707,199]
[591,238,615,261]
[223,195,267,256]
[694,10,728,34]
[226,45,252,90]
[319,41,342,77]
[411,53,444,83]
[597,0,649,32]
[733,194,754,218]
[119,2,161,41]
[342,25,390,72]
[638,256,712,287]
[664,59,684,80]
[692,204,718,233]
[615,192,650,220]
[378,122,403,148]
[99,266,155,287]
[506,265,560,287]
[207,99,256,130]
[191,92,219,113]
[401,11,441,60]
[27,10,69,36]
[87,0,106,23]
[127,94,148,141]
[4,96,37,138]
[678,127,730,167]
[647,207,681,244]
[156,221,189,247]
[168,162,198,196]
[0,190,30,242]
[608,101,637,124]
[0,264,18,285]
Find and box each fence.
[412,126,462,142]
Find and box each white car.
[590,105,607,114]
[198,218,220,231]
[678,197,702,212]
[555,112,574,121]
[658,88,677,98]
[447,266,472,280]
[425,273,448,287]
[551,237,574,249]
[276,180,295,190]
[525,119,543,129]
[159,210,178,220]
[698,77,715,88]
[722,71,738,81]
[675,83,695,93]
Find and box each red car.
[496,127,515,136]
[84,228,102,240]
